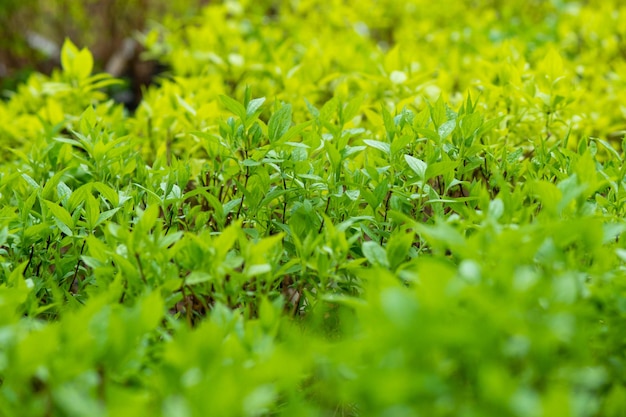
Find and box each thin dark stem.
[380,189,392,245]
[25,246,35,274]
[164,206,174,234]
[282,175,288,222]
[70,239,87,292]
[236,165,250,219]
[318,196,332,234]
[292,284,303,317]
[458,183,466,198]
[135,252,146,284]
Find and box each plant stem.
[70,239,87,292]
[318,195,332,233]
[381,189,392,245]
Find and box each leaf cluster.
[1,1,626,416]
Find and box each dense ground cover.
[1,0,626,415]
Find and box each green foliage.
[2,0,626,416]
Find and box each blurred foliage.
[1,0,626,416]
[0,0,206,91]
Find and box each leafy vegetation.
[2,0,626,415]
[0,0,205,87]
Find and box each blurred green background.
[0,0,206,93]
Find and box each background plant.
[1,1,626,416]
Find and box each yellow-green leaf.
[43,200,74,236]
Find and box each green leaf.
[84,193,100,230]
[324,140,342,177]
[362,240,389,268]
[83,73,122,90]
[219,95,247,120]
[429,96,447,128]
[21,173,40,189]
[278,120,312,144]
[381,104,395,141]
[245,263,272,277]
[79,106,96,134]
[425,161,458,180]
[364,139,391,155]
[68,184,93,213]
[9,261,29,285]
[532,180,561,216]
[42,168,70,200]
[405,154,428,179]
[136,205,160,233]
[476,115,504,137]
[61,38,93,79]
[139,291,164,330]
[414,127,440,143]
[246,97,266,118]
[386,230,414,270]
[75,48,94,79]
[43,200,75,235]
[176,95,197,116]
[185,271,213,286]
[342,95,363,124]
[215,222,241,259]
[438,119,456,139]
[414,222,466,254]
[60,38,79,74]
[243,385,277,417]
[591,137,622,161]
[259,296,280,331]
[459,113,482,139]
[319,97,339,123]
[93,182,119,207]
[268,103,292,142]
